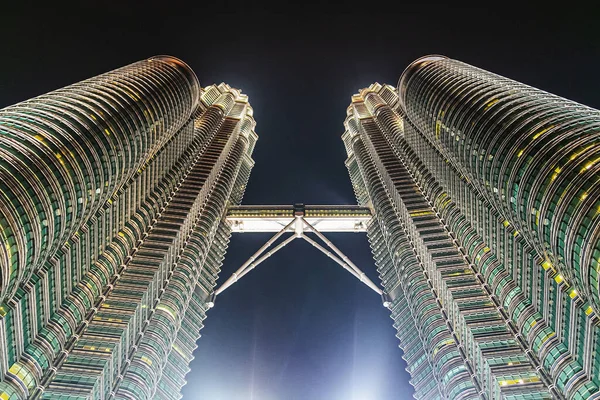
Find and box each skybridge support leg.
[300,234,382,295]
[235,235,297,283]
[211,234,297,303]
[301,218,382,295]
[213,219,296,298]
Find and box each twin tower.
[0,55,599,399]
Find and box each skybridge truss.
[209,204,391,307]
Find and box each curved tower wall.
[0,60,257,400]
[343,57,600,399]
[0,56,200,305]
[397,57,600,398]
[399,56,600,313]
[343,83,555,399]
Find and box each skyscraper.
[0,56,258,399]
[343,56,600,399]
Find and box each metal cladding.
[398,56,600,313]
[343,58,600,399]
[0,58,257,399]
[0,56,200,304]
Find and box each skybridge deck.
[225,204,373,233]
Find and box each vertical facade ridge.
[345,56,600,400]
[0,59,258,400]
[342,68,600,398]
[398,56,600,399]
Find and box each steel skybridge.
[209,204,391,307]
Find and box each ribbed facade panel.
[400,57,600,312]
[0,58,257,399]
[343,82,564,399]
[0,56,200,305]
[393,56,600,399]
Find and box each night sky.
[1,4,598,400]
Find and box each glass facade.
[0,59,258,399]
[343,58,600,399]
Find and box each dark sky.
[1,4,598,400]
